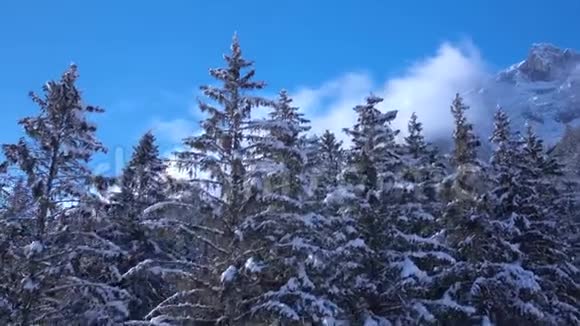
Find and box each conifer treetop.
[320,130,342,155]
[344,93,398,153]
[268,89,311,145]
[2,64,106,236]
[405,112,428,159]
[117,130,167,211]
[450,93,479,166]
[199,33,270,121]
[490,106,511,145]
[178,33,273,191]
[489,106,519,170]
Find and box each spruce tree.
[312,130,344,202]
[0,163,9,208]
[99,131,190,320]
[403,112,446,202]
[146,34,330,324]
[259,89,310,197]
[549,126,580,268]
[488,107,523,218]
[405,112,428,160]
[398,112,447,243]
[512,124,580,324]
[450,94,480,166]
[114,131,167,216]
[0,177,36,324]
[0,177,36,262]
[237,89,336,323]
[2,64,107,238]
[1,177,36,222]
[380,113,453,324]
[325,94,404,324]
[430,96,543,325]
[343,94,401,195]
[320,130,344,178]
[147,33,269,324]
[1,65,130,325]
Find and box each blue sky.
[1,0,579,175]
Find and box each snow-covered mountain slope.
[477,43,580,145]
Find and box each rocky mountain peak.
[499,43,580,83]
[475,43,580,146]
[522,43,580,81]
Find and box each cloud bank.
[152,118,196,144]
[154,40,490,179]
[293,41,490,145]
[380,42,489,138]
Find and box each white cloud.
[292,73,374,145]
[152,118,196,143]
[379,41,488,139]
[153,41,489,149]
[292,41,490,144]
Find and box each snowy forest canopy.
[0,35,578,326]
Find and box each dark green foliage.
[114,131,167,216]
[311,130,344,203]
[450,93,480,166]
[0,65,130,326]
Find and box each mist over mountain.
[424,43,580,157]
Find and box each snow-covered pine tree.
[144,34,287,324]
[1,177,36,222]
[0,163,9,208]
[235,89,337,323]
[405,112,428,159]
[324,94,404,324]
[319,130,344,179]
[373,112,454,324]
[450,109,567,325]
[0,176,36,324]
[450,94,480,167]
[312,130,344,203]
[0,176,36,258]
[300,133,323,202]
[115,131,167,216]
[259,89,310,197]
[550,125,580,227]
[343,94,401,195]
[92,130,198,321]
[402,112,447,203]
[440,95,485,207]
[429,95,544,325]
[512,124,580,324]
[1,65,131,325]
[432,94,488,324]
[518,123,565,216]
[2,64,107,238]
[550,127,580,269]
[488,107,521,217]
